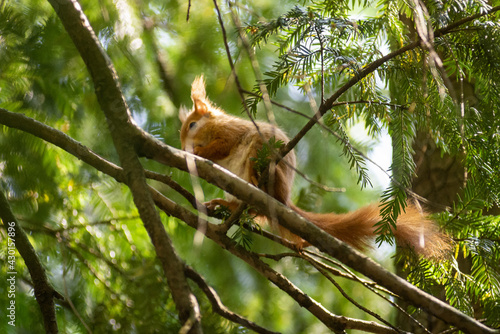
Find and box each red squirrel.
[179,76,450,258]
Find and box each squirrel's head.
[179,75,224,152]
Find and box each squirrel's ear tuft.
[191,75,207,102]
[179,105,189,123]
[191,74,212,116]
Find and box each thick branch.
[141,138,499,334]
[1,106,497,333]
[0,109,409,334]
[152,189,404,334]
[45,0,201,331]
[0,190,62,334]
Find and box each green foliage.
[400,202,500,327]
[1,0,500,332]
[229,209,261,251]
[243,0,500,328]
[325,113,373,189]
[213,204,233,220]
[250,136,285,176]
[376,106,417,245]
[246,4,385,111]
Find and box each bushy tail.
[288,203,451,259]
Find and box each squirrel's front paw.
[204,199,234,220]
[193,145,204,156]
[204,199,231,211]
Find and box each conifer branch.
[281,5,500,158]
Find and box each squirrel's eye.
[188,121,197,129]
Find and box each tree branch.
[1,106,497,333]
[0,108,394,333]
[45,0,201,331]
[303,251,432,333]
[308,259,405,333]
[141,138,500,334]
[280,5,500,158]
[185,266,280,334]
[152,188,405,334]
[0,189,63,334]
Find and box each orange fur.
[291,204,450,258]
[179,76,450,258]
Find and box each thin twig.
[308,258,405,333]
[212,0,260,130]
[186,0,191,22]
[227,0,277,126]
[185,266,280,334]
[145,170,202,209]
[304,250,432,334]
[315,24,325,104]
[304,250,397,296]
[303,251,398,296]
[219,202,249,232]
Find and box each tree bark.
[45,0,202,331]
[0,190,62,333]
